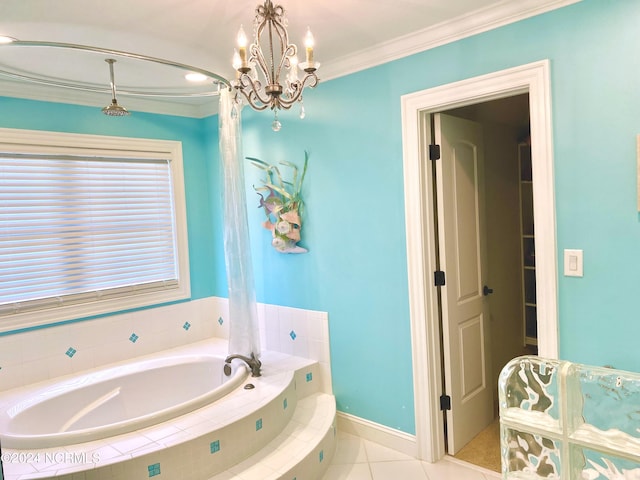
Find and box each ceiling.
[0,0,580,117]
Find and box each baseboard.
[336,411,418,459]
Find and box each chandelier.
[232,0,319,131]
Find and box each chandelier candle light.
[232,0,319,131]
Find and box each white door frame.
[400,60,559,462]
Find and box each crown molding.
[0,0,581,117]
[320,0,582,81]
[0,79,219,118]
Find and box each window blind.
[0,153,180,316]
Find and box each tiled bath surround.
[0,298,335,479]
[0,297,331,394]
[0,339,336,479]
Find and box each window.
[0,128,190,332]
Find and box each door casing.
[400,60,558,462]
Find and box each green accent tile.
[210,440,220,453]
[256,418,263,431]
[283,398,288,410]
[148,463,161,477]
[306,372,313,382]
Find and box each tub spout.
[224,352,262,377]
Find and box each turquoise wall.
[230,0,640,434]
[2,0,640,437]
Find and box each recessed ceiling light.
[185,72,209,82]
[0,36,17,44]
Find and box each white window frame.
[0,128,191,333]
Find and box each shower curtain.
[218,89,260,358]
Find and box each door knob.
[483,285,494,296]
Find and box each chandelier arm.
[248,23,272,85]
[237,89,271,111]
[249,44,271,85]
[277,43,297,82]
[277,72,318,108]
[237,73,275,109]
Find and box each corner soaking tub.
[0,349,248,449]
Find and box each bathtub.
[0,349,248,449]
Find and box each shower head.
[102,58,130,116]
[102,99,129,116]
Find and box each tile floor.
[322,432,501,480]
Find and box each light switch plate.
[564,249,583,277]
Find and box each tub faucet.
[224,352,262,377]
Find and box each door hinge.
[429,144,441,161]
[440,394,451,411]
[434,270,446,286]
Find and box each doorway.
[442,95,537,471]
[400,60,559,464]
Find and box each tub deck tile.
[206,393,336,480]
[139,423,182,443]
[1,344,331,480]
[110,434,155,456]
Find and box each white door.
[434,113,494,455]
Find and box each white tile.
[363,438,415,463]
[420,458,490,480]
[23,330,57,361]
[322,463,374,480]
[279,332,295,355]
[0,365,23,391]
[288,307,308,338]
[332,433,368,464]
[20,358,49,385]
[0,336,24,366]
[319,362,333,394]
[90,445,127,464]
[141,424,183,442]
[370,460,430,480]
[208,470,237,480]
[278,306,296,335]
[70,347,96,373]
[46,353,74,379]
[1,457,39,476]
[91,342,124,368]
[263,304,280,335]
[73,321,103,347]
[228,458,277,480]
[308,339,325,362]
[292,335,310,358]
[306,311,326,341]
[265,323,281,352]
[102,340,131,364]
[110,433,155,455]
[84,317,124,344]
